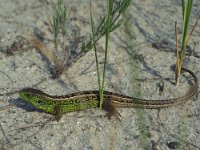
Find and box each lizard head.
[19,88,52,112]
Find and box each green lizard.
[19,68,198,121]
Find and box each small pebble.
[166,141,180,149]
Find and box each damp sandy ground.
[0,0,200,149]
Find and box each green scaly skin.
[19,89,103,120]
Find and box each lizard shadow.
[10,97,44,113]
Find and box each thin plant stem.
[175,0,193,85]
[99,0,112,110]
[186,15,200,46]
[89,0,101,96]
[175,22,180,86]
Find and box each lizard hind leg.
[102,99,121,121]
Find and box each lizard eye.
[37,100,45,106]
